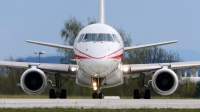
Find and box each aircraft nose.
[90,60,107,73]
[96,43,109,58]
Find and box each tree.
[195,81,200,98]
[0,56,24,94]
[117,28,132,47]
[57,17,83,64]
[181,78,197,98]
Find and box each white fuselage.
[74,23,124,88]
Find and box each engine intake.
[20,68,47,94]
[152,68,178,95]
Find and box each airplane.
[1,0,200,99]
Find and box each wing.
[122,61,200,76]
[26,40,74,50]
[124,40,178,51]
[0,61,78,77]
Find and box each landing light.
[71,67,77,72]
[122,66,130,73]
[93,87,97,90]
[93,82,97,87]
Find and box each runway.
[0,99,200,109]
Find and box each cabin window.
[112,34,120,43]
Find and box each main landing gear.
[48,73,69,99]
[49,89,66,99]
[133,73,151,99]
[133,89,150,99]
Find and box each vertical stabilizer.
[99,0,105,24]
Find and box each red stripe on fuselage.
[75,48,124,59]
[75,54,123,59]
[75,55,89,59]
[110,54,123,59]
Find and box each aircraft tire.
[92,92,99,99]
[60,89,67,99]
[144,89,151,99]
[49,89,56,99]
[99,92,104,99]
[133,89,140,99]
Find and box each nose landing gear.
[92,88,104,99]
[92,77,104,99]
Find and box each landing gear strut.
[92,78,104,99]
[133,73,151,99]
[49,73,69,99]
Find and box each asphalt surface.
[0,99,200,109]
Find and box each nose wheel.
[99,92,104,99]
[92,92,98,99]
[92,92,104,99]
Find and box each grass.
[0,94,48,99]
[0,108,200,112]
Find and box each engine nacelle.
[20,68,47,94]
[152,68,178,95]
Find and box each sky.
[0,0,200,61]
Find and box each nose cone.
[85,59,117,77]
[90,59,108,73]
[96,43,109,58]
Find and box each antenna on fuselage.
[99,0,105,24]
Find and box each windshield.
[99,34,114,42]
[82,33,114,42]
[83,34,97,42]
[77,34,85,42]
[112,34,120,43]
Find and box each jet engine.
[20,68,47,94]
[152,68,178,95]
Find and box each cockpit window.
[83,34,97,42]
[112,34,120,43]
[82,33,114,42]
[78,34,85,42]
[99,34,114,42]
